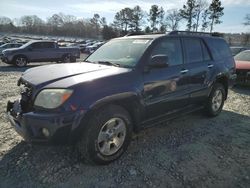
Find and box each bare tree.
[243,14,250,26]
[0,16,12,25]
[193,0,209,31]
[165,9,182,31]
[201,9,209,31]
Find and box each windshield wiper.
[97,61,120,67]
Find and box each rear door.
[182,37,213,104]
[143,37,190,119]
[41,42,57,60]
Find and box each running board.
[140,105,204,129]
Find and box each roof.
[117,34,166,40]
[116,31,223,40]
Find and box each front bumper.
[1,54,13,64]
[6,100,85,144]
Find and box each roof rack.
[168,30,223,37]
[125,32,146,36]
[124,31,166,37]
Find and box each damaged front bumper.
[6,100,85,144]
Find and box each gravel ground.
[0,60,250,188]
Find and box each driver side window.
[151,38,183,66]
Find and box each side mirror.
[149,55,169,68]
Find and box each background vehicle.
[230,46,248,56]
[1,40,80,67]
[234,50,250,84]
[0,43,22,53]
[6,31,236,165]
[85,42,104,54]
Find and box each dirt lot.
[0,59,249,188]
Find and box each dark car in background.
[230,46,248,56]
[1,40,80,67]
[0,43,23,59]
[85,42,104,54]
[0,43,22,53]
[6,31,236,164]
[234,50,250,85]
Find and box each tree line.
[0,0,232,40]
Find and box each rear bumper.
[6,100,86,144]
[236,70,250,85]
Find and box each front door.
[143,38,190,120]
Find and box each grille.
[19,80,33,112]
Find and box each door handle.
[208,64,214,68]
[180,69,189,74]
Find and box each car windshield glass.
[234,51,250,61]
[86,38,152,68]
[19,41,33,48]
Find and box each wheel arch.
[13,54,29,63]
[215,75,229,100]
[87,92,144,133]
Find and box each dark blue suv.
[6,31,236,164]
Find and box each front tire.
[14,56,28,67]
[77,105,132,165]
[205,83,226,117]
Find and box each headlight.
[34,89,73,109]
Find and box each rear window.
[205,38,232,60]
[183,38,203,63]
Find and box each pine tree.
[208,0,224,32]
[180,0,198,31]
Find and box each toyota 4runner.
[6,31,236,164]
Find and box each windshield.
[86,38,152,68]
[234,51,250,61]
[20,41,34,48]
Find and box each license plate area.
[7,100,22,117]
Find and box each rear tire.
[62,54,71,63]
[70,57,76,62]
[77,105,132,165]
[205,83,226,117]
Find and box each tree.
[113,8,133,33]
[148,5,164,32]
[180,0,198,31]
[100,17,107,27]
[201,9,209,31]
[0,16,16,33]
[130,5,144,32]
[243,14,250,26]
[165,9,182,31]
[208,0,224,32]
[90,14,101,36]
[102,25,118,40]
[0,16,12,25]
[193,0,208,31]
[20,15,44,33]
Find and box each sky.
[0,0,250,33]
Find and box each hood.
[2,48,22,53]
[21,62,131,87]
[235,60,250,70]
